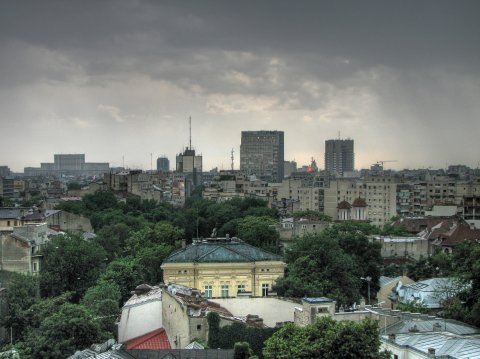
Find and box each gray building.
[324,138,354,177]
[24,154,109,177]
[156,156,170,172]
[240,130,284,183]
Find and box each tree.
[21,303,104,359]
[81,280,122,334]
[125,222,184,255]
[237,216,280,253]
[292,210,332,221]
[94,223,131,261]
[39,234,107,301]
[263,317,390,359]
[99,257,144,302]
[2,274,40,341]
[136,244,175,284]
[275,233,361,306]
[83,190,118,213]
[234,342,253,359]
[207,312,221,349]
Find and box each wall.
[162,289,207,348]
[46,211,93,233]
[210,298,298,327]
[0,234,30,273]
[162,261,286,298]
[118,299,162,343]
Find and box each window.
[204,285,212,298]
[33,262,38,272]
[262,283,269,297]
[197,324,202,330]
[237,284,245,293]
[221,285,229,298]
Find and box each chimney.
[182,239,186,248]
[427,347,436,358]
[388,334,396,342]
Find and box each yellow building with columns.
[161,237,286,298]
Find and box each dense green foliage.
[275,222,383,305]
[7,188,478,357]
[207,312,278,358]
[263,317,390,359]
[39,233,108,301]
[292,210,332,222]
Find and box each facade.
[371,236,430,261]
[324,138,354,177]
[0,166,11,177]
[0,178,14,199]
[118,284,163,343]
[283,160,297,178]
[156,156,170,172]
[324,176,397,227]
[176,148,203,191]
[24,154,109,177]
[0,223,47,274]
[240,130,284,183]
[161,237,286,298]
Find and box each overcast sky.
[1,0,479,172]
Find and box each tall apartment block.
[240,131,284,183]
[324,139,354,177]
[157,156,170,172]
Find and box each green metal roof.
[164,240,283,263]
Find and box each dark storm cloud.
[0,0,479,171]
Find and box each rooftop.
[163,238,283,263]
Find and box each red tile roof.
[337,200,351,209]
[126,328,171,350]
[440,223,480,247]
[352,197,367,207]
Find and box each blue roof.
[164,240,283,263]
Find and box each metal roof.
[164,240,283,263]
[386,318,480,336]
[387,333,480,359]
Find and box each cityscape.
[1,1,480,359]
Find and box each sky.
[1,0,479,173]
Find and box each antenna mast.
[189,116,192,150]
[231,148,234,171]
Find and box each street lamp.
[361,276,372,305]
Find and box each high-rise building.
[240,130,284,183]
[324,139,354,177]
[157,156,170,172]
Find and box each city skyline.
[1,1,479,172]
